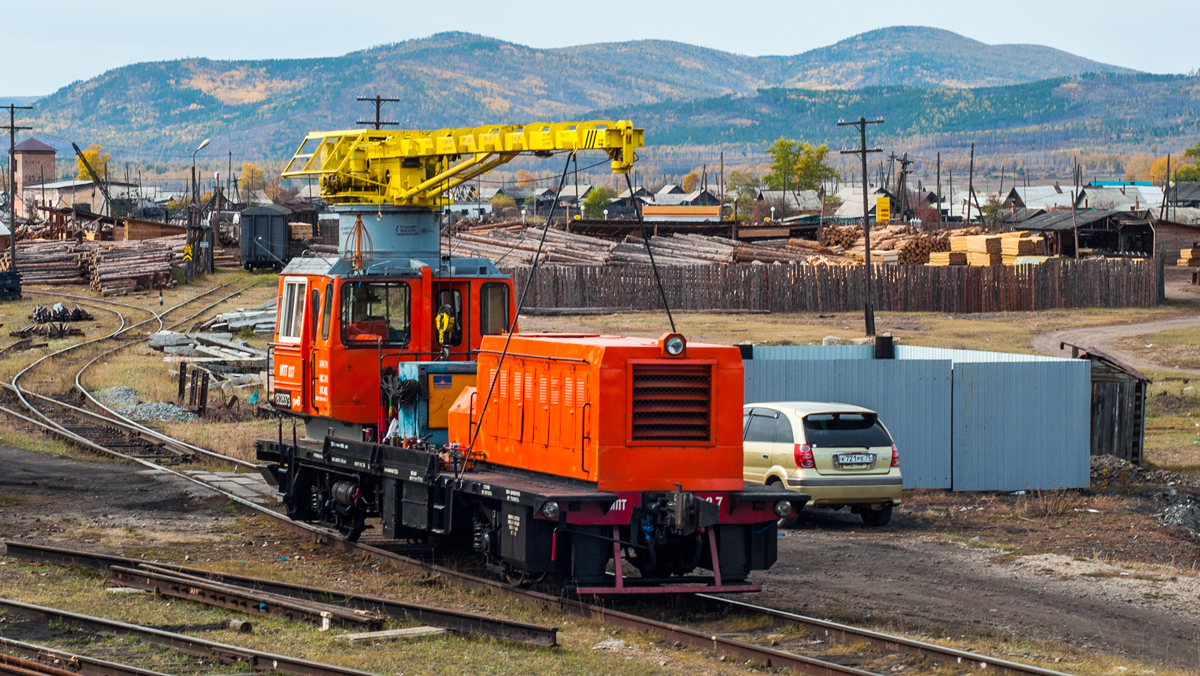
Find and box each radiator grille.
[630,363,712,442]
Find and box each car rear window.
[802,413,892,448]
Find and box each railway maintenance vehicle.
[255,120,802,594]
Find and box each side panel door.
[770,416,795,476]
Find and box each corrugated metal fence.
[744,346,1090,492]
[507,258,1157,313]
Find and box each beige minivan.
[743,402,901,526]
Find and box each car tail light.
[794,444,814,469]
[890,444,900,468]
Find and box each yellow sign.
[876,197,890,224]
[182,244,193,262]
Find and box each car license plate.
[837,453,873,465]
[273,390,292,407]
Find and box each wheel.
[860,504,893,527]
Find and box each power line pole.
[838,116,884,337]
[966,143,975,223]
[935,152,941,228]
[2,104,33,272]
[356,95,400,130]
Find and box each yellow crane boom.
[281,120,644,208]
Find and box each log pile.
[820,225,863,248]
[86,241,176,296]
[1178,247,1200,267]
[963,235,1002,266]
[0,242,90,285]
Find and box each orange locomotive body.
[450,333,744,492]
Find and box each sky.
[4,0,1199,96]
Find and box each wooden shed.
[1062,341,1148,464]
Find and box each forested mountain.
[12,28,1142,160]
[604,73,1200,153]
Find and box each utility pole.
[1071,156,1080,259]
[356,95,400,130]
[838,116,884,337]
[935,152,941,228]
[2,104,32,272]
[965,143,975,223]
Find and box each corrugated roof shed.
[1170,182,1200,205]
[755,189,821,212]
[1080,185,1163,210]
[1019,208,1124,231]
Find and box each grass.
[1116,326,1200,371]
[522,305,1200,356]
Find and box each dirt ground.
[761,480,1200,670]
[3,444,1198,673]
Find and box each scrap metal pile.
[0,236,188,294]
[195,298,278,335]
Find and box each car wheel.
[860,504,893,527]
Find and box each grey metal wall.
[951,360,1091,491]
[743,359,953,489]
[744,344,1091,492]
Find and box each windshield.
[802,412,892,448]
[340,281,410,346]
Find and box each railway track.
[0,280,1075,676]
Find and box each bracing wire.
[625,172,676,333]
[455,151,577,480]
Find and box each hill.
[599,73,1200,153]
[15,28,1137,159]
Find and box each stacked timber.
[0,242,89,285]
[927,251,968,266]
[965,235,1003,266]
[1000,232,1045,264]
[87,241,175,295]
[197,298,278,335]
[288,222,314,240]
[1177,247,1200,267]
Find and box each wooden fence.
[505,259,1159,314]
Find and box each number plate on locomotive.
[273,390,292,407]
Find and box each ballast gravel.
[94,386,198,424]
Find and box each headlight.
[665,336,685,356]
[541,501,560,519]
[774,500,794,518]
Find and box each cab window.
[480,283,510,335]
[309,288,321,342]
[340,281,410,346]
[277,277,306,344]
[320,282,333,341]
[434,289,464,347]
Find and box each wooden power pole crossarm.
[838,116,884,337]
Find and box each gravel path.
[1033,273,1200,374]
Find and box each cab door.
[433,284,471,360]
[273,276,309,413]
[742,408,779,483]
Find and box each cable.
[455,151,576,480]
[625,172,676,333]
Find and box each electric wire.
[624,171,676,333]
[455,152,576,480]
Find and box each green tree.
[764,138,838,191]
[76,144,111,181]
[725,170,761,217]
[1179,134,1200,182]
[582,186,612,218]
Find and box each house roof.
[996,207,1045,224]
[657,184,683,195]
[652,189,718,206]
[557,184,592,201]
[1006,185,1077,209]
[13,138,55,154]
[1156,207,1200,226]
[755,189,822,212]
[1079,185,1163,210]
[1171,182,1200,203]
